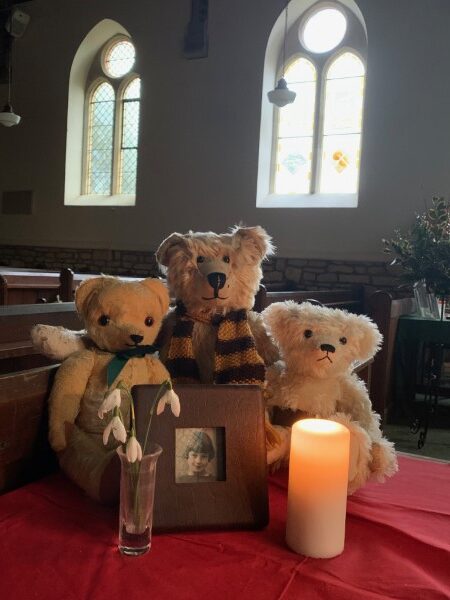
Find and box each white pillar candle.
[286,418,350,558]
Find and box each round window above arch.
[299,5,347,54]
[102,36,135,78]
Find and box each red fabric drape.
[1,455,449,600]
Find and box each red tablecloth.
[1,455,449,600]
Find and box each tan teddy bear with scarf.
[47,276,170,503]
[155,226,275,384]
[263,301,398,494]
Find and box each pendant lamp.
[268,1,296,108]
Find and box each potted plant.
[383,196,450,319]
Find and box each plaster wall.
[0,0,449,260]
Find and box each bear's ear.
[231,226,275,264]
[75,276,116,317]
[141,278,170,316]
[262,301,303,350]
[156,233,190,268]
[353,315,383,361]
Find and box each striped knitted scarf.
[166,304,265,385]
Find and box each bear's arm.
[31,324,88,361]
[248,310,279,366]
[48,349,95,452]
[336,374,382,439]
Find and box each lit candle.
[286,418,350,558]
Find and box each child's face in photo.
[187,450,210,475]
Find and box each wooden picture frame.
[133,384,269,533]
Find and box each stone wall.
[0,244,404,295]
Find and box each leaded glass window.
[83,36,140,199]
[269,4,366,200]
[319,52,364,193]
[86,82,115,194]
[274,58,316,194]
[119,77,141,194]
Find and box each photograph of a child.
[175,428,221,483]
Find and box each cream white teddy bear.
[263,301,398,494]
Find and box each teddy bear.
[262,301,398,494]
[44,275,170,503]
[31,226,281,458]
[154,225,276,383]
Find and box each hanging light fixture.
[268,0,296,108]
[0,38,21,127]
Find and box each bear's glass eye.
[223,255,230,263]
[304,329,313,338]
[196,256,205,264]
[145,316,154,327]
[339,337,347,345]
[98,315,110,326]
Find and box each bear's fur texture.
[263,301,398,494]
[46,276,170,503]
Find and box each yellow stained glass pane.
[319,134,361,193]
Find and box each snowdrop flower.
[103,415,127,445]
[126,436,143,463]
[98,388,121,419]
[157,388,181,417]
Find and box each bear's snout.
[320,343,335,353]
[130,334,144,345]
[207,272,226,292]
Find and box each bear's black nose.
[130,334,144,345]
[207,272,226,291]
[320,343,335,353]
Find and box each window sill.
[256,193,358,208]
[65,194,136,207]
[256,194,358,208]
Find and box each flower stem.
[142,381,169,456]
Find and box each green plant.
[382,196,450,299]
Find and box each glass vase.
[117,443,162,556]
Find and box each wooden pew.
[254,284,364,314]
[0,267,63,305]
[0,364,59,494]
[0,303,82,374]
[59,268,150,301]
[366,291,416,421]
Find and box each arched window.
[65,22,140,206]
[83,36,141,199]
[258,1,367,208]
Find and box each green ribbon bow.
[107,345,158,387]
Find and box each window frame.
[75,36,140,207]
[258,1,367,209]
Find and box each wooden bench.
[0,364,59,494]
[0,303,82,374]
[59,268,150,301]
[254,284,365,314]
[0,267,64,305]
[366,291,416,420]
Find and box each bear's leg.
[370,438,398,481]
[328,413,372,495]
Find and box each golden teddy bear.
[263,301,398,493]
[44,276,170,503]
